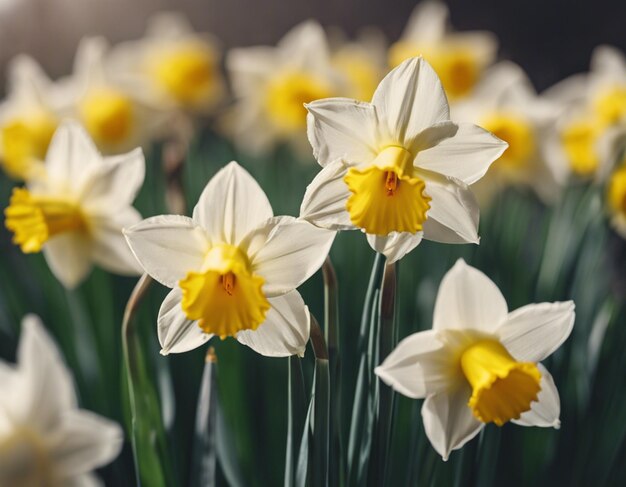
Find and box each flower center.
[79,88,134,146]
[460,339,541,426]
[179,244,270,338]
[0,112,56,180]
[594,85,626,125]
[481,112,535,170]
[388,42,479,99]
[344,146,431,235]
[0,428,60,487]
[264,70,334,132]
[560,119,602,177]
[608,164,626,216]
[151,43,218,106]
[4,188,86,253]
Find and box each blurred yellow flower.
[110,13,225,114]
[124,161,335,356]
[376,259,575,460]
[607,163,626,237]
[388,1,497,101]
[4,121,145,288]
[225,21,346,155]
[0,56,60,180]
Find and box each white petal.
[372,57,449,147]
[158,288,212,355]
[123,215,209,288]
[375,330,451,398]
[299,159,353,231]
[591,45,626,78]
[402,0,448,41]
[66,473,103,487]
[249,216,335,297]
[421,385,484,461]
[193,161,273,246]
[43,232,93,289]
[16,315,77,431]
[512,364,561,429]
[90,207,143,276]
[51,410,123,475]
[422,174,480,244]
[366,232,423,263]
[277,20,331,73]
[498,301,575,363]
[45,121,100,185]
[79,148,145,212]
[433,259,508,332]
[236,291,310,357]
[415,123,508,185]
[305,98,379,167]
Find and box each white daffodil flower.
[452,62,560,205]
[543,46,626,184]
[108,12,225,115]
[388,0,497,102]
[4,121,144,288]
[60,37,165,154]
[0,55,61,180]
[0,315,123,486]
[300,56,507,263]
[375,259,575,460]
[124,161,335,357]
[224,21,346,155]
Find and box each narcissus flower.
[375,260,575,460]
[224,21,346,155]
[0,315,122,486]
[0,56,60,180]
[109,12,225,115]
[452,62,559,205]
[61,37,165,153]
[124,161,335,356]
[543,46,626,184]
[300,57,507,262]
[4,121,144,288]
[388,1,497,101]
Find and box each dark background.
[0,0,624,93]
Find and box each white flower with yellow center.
[452,62,559,204]
[300,57,507,263]
[0,315,122,486]
[544,46,626,184]
[375,259,575,460]
[388,1,497,102]
[61,37,164,154]
[0,55,60,181]
[124,161,335,356]
[109,12,225,115]
[224,21,346,155]
[4,121,144,288]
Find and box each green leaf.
[285,355,307,487]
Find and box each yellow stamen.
[461,340,541,426]
[264,71,334,132]
[388,42,480,99]
[0,427,59,487]
[5,188,85,253]
[594,85,626,125]
[608,164,626,216]
[481,112,535,170]
[561,119,602,177]
[79,88,133,146]
[0,112,56,180]
[179,244,270,338]
[344,146,431,235]
[151,43,219,107]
